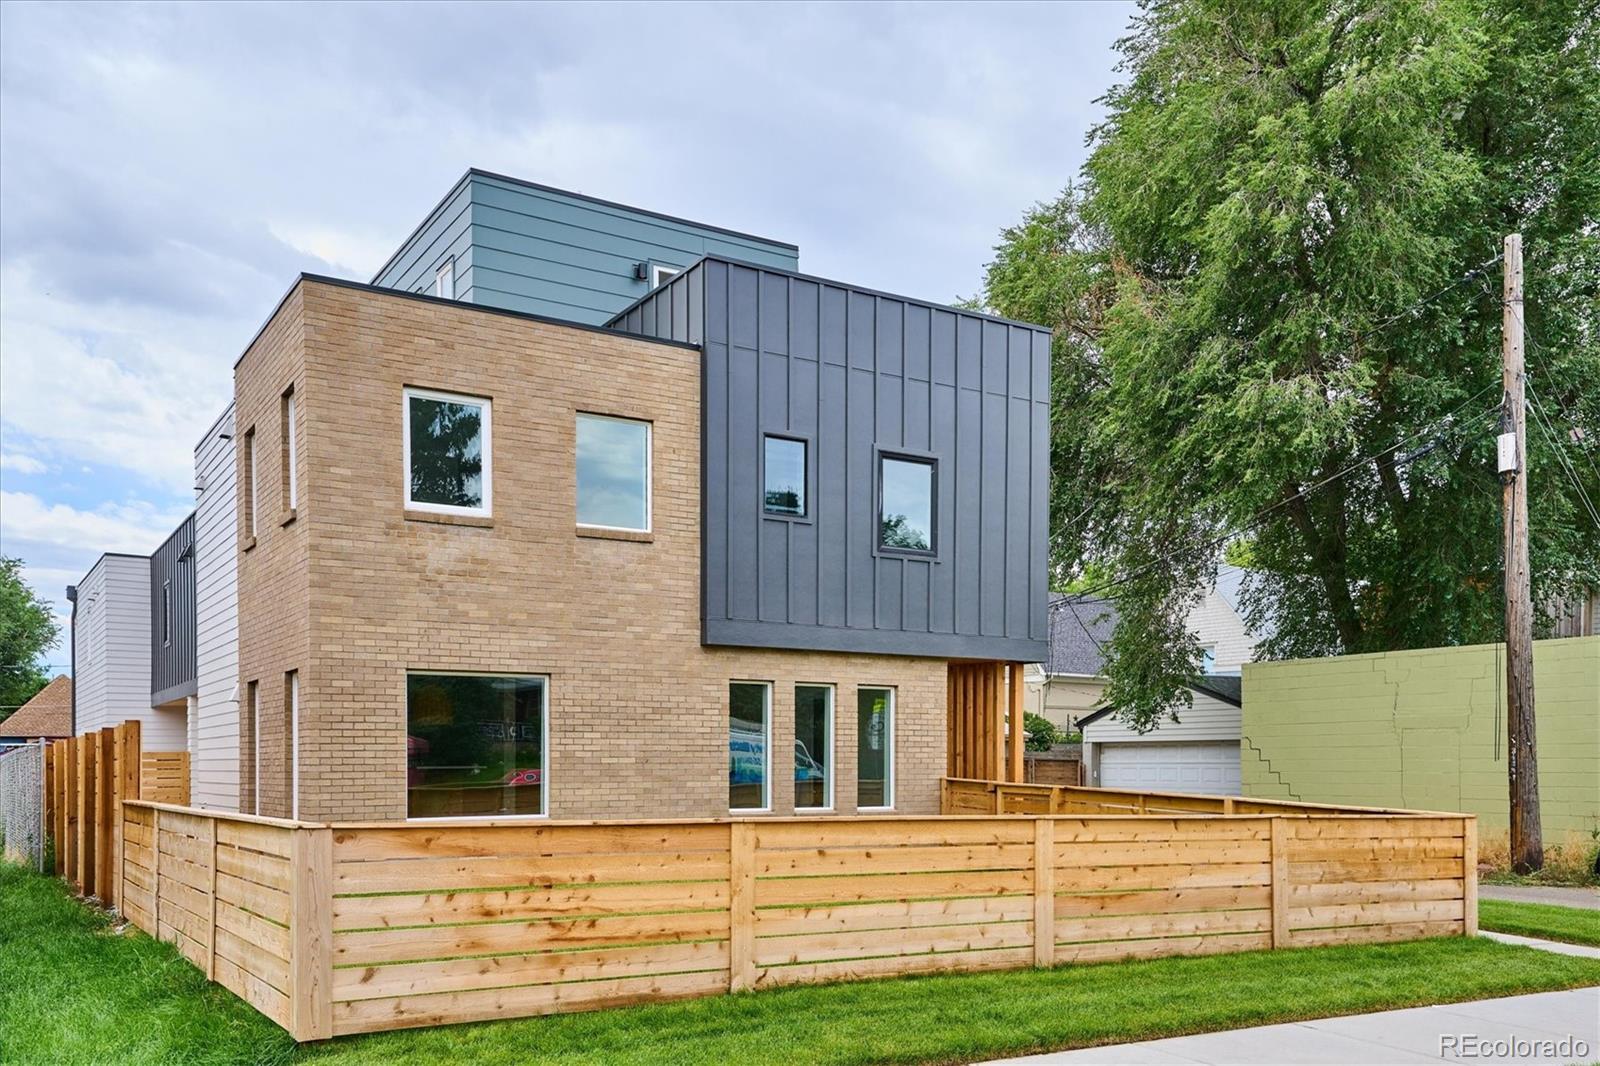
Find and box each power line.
[1527,384,1600,534]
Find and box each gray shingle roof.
[1046,595,1119,676]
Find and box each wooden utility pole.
[1501,232,1542,873]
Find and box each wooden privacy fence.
[42,721,189,905]
[120,797,1476,1042]
[941,777,1449,818]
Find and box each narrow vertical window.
[763,435,807,517]
[282,386,298,512]
[286,671,300,820]
[243,427,257,538]
[878,454,936,553]
[406,673,547,818]
[435,258,455,299]
[857,687,895,809]
[576,413,650,531]
[161,580,171,647]
[247,680,260,816]
[794,684,833,811]
[729,682,770,811]
[404,387,491,515]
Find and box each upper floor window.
[434,258,456,299]
[243,426,258,539]
[763,435,807,517]
[649,263,680,288]
[1201,645,1216,673]
[161,580,171,647]
[576,413,650,532]
[282,386,298,512]
[878,454,935,554]
[404,387,491,516]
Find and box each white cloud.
[0,490,188,557]
[0,451,48,475]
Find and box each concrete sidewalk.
[1479,884,1599,910]
[982,988,1600,1064]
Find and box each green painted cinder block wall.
[1242,636,1599,837]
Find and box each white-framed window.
[794,684,833,812]
[649,263,680,288]
[1200,645,1216,673]
[576,413,651,532]
[282,387,298,511]
[248,680,260,816]
[287,671,300,820]
[857,686,895,810]
[404,387,492,516]
[435,258,456,299]
[406,672,548,819]
[161,580,171,647]
[729,681,771,812]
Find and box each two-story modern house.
[71,169,1051,823]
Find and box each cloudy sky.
[0,0,1132,669]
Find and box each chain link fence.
[0,741,46,872]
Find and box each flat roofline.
[369,168,799,285]
[606,254,1054,336]
[233,273,702,371]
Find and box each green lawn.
[1480,898,1600,947]
[5,862,1600,1066]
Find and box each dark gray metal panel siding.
[150,513,197,705]
[614,258,1050,661]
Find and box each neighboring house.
[69,553,186,750]
[69,170,1051,821]
[0,675,73,747]
[1079,676,1243,794]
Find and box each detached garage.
[1080,677,1243,795]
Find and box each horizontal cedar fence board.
[140,752,191,804]
[101,793,1469,1041]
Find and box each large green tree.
[981,0,1599,728]
[0,556,60,724]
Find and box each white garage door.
[1098,741,1240,795]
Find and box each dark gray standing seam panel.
[150,512,198,705]
[610,257,1049,661]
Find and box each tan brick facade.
[235,280,947,822]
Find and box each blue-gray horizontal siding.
[150,513,198,705]
[372,177,477,303]
[615,259,1050,662]
[463,175,798,325]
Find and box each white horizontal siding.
[1186,587,1257,673]
[1082,689,1241,744]
[192,406,240,810]
[73,555,186,749]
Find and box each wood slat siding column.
[1269,818,1289,948]
[289,826,334,1041]
[993,663,1007,783]
[97,729,115,905]
[1462,817,1478,936]
[1033,818,1055,967]
[1008,663,1024,783]
[729,822,757,992]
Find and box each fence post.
[1269,818,1288,948]
[729,822,757,992]
[1462,817,1478,936]
[289,826,334,1041]
[205,817,219,980]
[77,735,96,895]
[97,729,115,905]
[1033,818,1055,967]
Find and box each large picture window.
[857,687,895,809]
[794,684,833,810]
[576,413,650,531]
[729,682,770,811]
[404,387,491,516]
[879,454,935,553]
[407,673,547,818]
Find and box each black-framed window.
[878,454,935,554]
[406,673,546,818]
[763,435,807,517]
[161,580,171,647]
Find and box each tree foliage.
[980,0,1600,729]
[0,557,59,723]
